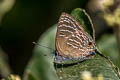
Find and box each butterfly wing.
[56,12,95,59]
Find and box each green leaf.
[23,70,39,80]
[71,8,95,40]
[23,25,58,80]
[56,53,120,80]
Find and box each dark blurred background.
[0,0,118,77]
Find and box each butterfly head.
[86,37,96,56]
[89,45,96,57]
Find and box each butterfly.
[54,12,96,64]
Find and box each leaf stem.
[96,48,120,78]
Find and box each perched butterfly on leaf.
[54,12,96,64]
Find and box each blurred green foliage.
[0,47,11,78]
[97,34,120,68]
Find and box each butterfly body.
[55,12,96,64]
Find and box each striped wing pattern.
[55,12,95,59]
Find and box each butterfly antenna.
[32,41,54,51]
